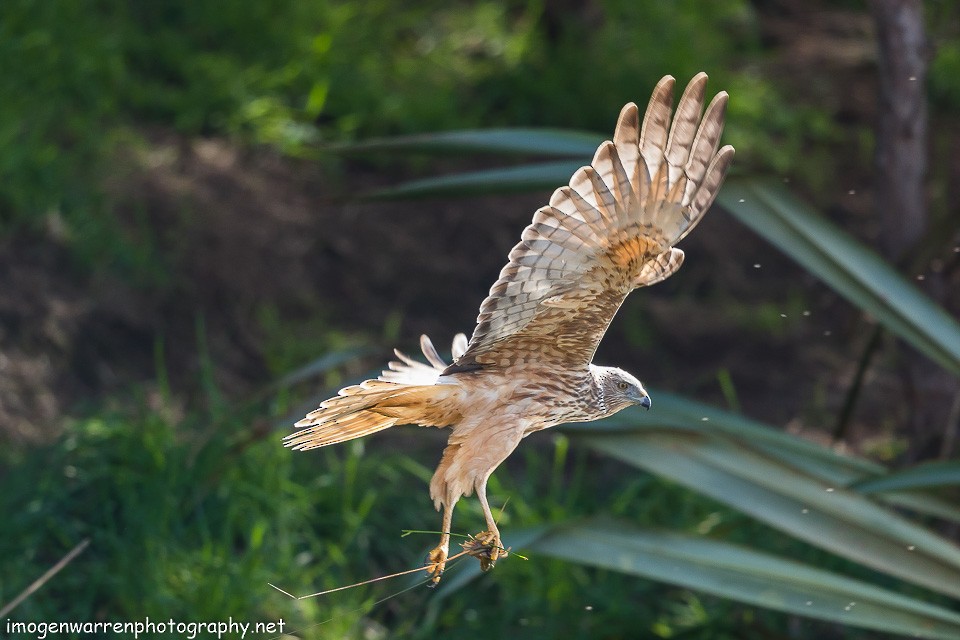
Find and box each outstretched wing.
[446,73,734,373]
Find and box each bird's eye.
[617,381,628,391]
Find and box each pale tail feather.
[286,334,466,450]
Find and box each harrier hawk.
[286,73,734,583]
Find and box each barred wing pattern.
[446,73,735,373]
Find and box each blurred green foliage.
[929,0,960,108]
[2,394,898,639]
[0,1,117,230]
[4,2,960,638]
[4,0,960,247]
[0,0,831,268]
[10,0,960,277]
[0,399,408,636]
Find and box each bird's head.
[591,365,651,416]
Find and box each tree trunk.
[869,0,929,259]
[868,2,954,451]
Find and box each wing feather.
[446,74,734,372]
[639,76,676,175]
[591,141,632,210]
[665,72,708,183]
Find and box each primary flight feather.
[286,73,734,582]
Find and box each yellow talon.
[462,531,509,572]
[425,545,448,585]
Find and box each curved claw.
[463,530,509,572]
[425,545,448,586]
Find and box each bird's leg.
[425,498,454,585]
[471,478,507,571]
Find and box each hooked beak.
[628,387,651,410]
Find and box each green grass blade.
[273,346,373,390]
[537,521,960,640]
[367,161,583,200]
[851,461,960,494]
[428,525,552,601]
[432,521,960,639]
[565,392,884,480]
[880,491,960,525]
[718,180,960,375]
[578,431,960,599]
[567,395,958,523]
[368,145,960,376]
[333,129,603,157]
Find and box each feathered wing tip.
[286,334,468,450]
[621,72,734,245]
[549,73,733,252]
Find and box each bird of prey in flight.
[286,73,734,583]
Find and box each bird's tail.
[284,335,464,451]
